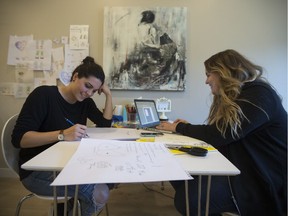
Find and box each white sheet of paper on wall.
[59,70,71,86]
[61,36,68,44]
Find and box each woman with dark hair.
[140,10,155,24]
[157,49,287,215]
[12,56,113,215]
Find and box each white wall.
[0,0,286,169]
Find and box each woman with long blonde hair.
[158,49,287,215]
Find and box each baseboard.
[0,168,18,178]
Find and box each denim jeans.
[21,171,109,216]
[170,176,238,216]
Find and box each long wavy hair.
[204,49,264,138]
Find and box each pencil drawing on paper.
[51,140,192,186]
[75,142,163,176]
[103,7,187,91]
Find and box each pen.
[140,132,163,137]
[65,118,74,126]
[64,117,89,138]
[167,146,182,150]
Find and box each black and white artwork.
[103,7,187,91]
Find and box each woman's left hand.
[98,82,111,96]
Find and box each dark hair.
[140,10,155,24]
[70,56,105,84]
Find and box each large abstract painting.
[103,7,187,91]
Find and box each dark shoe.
[53,199,77,215]
[51,203,64,215]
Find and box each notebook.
[134,99,172,133]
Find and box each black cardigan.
[176,81,287,215]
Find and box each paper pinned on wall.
[61,44,89,85]
[14,83,34,98]
[48,46,65,81]
[15,60,34,83]
[0,82,17,96]
[34,78,56,89]
[33,40,52,71]
[7,35,34,65]
[69,25,89,50]
[7,36,52,71]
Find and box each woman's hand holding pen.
[64,124,88,141]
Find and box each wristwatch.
[57,130,64,141]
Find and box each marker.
[65,117,89,138]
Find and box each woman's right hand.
[20,124,88,148]
[64,124,88,141]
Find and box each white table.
[22,128,240,216]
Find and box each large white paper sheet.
[51,139,192,186]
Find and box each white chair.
[1,114,81,216]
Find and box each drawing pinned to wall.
[0,83,16,96]
[15,61,34,83]
[14,83,34,98]
[33,40,52,71]
[7,36,52,71]
[34,78,56,89]
[4,24,90,97]
[69,25,89,49]
[46,46,65,83]
[103,7,187,91]
[61,44,89,85]
[7,35,34,65]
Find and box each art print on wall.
[103,7,187,91]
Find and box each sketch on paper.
[103,7,187,91]
[51,139,192,186]
[7,35,34,66]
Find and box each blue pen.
[65,117,89,138]
[65,118,74,126]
